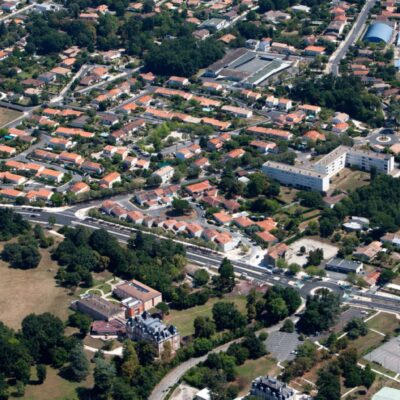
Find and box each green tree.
[93,358,116,399]
[281,319,295,333]
[217,258,235,292]
[172,198,192,215]
[212,302,246,331]
[194,316,215,339]
[193,269,209,287]
[361,364,375,389]
[120,340,139,381]
[67,343,89,382]
[36,364,46,384]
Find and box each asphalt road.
[327,0,377,76]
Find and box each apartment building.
[314,146,348,178]
[262,161,330,192]
[346,148,394,174]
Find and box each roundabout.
[368,128,399,148]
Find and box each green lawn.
[350,330,384,356]
[367,313,400,335]
[20,366,93,400]
[234,356,279,395]
[165,294,247,337]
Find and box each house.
[250,376,294,400]
[168,76,189,87]
[354,241,382,262]
[26,189,53,203]
[221,105,253,119]
[247,126,292,141]
[381,233,400,249]
[332,122,349,134]
[234,215,255,229]
[264,243,288,267]
[127,211,144,225]
[213,211,232,225]
[250,140,277,154]
[0,188,25,200]
[186,222,203,238]
[70,181,90,195]
[215,232,235,252]
[0,144,16,156]
[207,137,224,151]
[303,130,326,142]
[73,294,124,321]
[82,160,104,175]
[38,168,64,183]
[332,112,349,124]
[277,98,293,111]
[202,117,230,131]
[152,165,174,183]
[126,311,180,356]
[59,151,84,166]
[0,172,27,185]
[256,231,278,245]
[186,180,213,196]
[298,104,321,116]
[49,137,74,150]
[202,81,223,93]
[304,45,326,56]
[100,172,121,189]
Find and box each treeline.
[52,227,186,296]
[291,75,384,127]
[0,313,89,398]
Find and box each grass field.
[22,365,94,400]
[350,330,384,356]
[0,107,22,127]
[333,169,370,192]
[366,312,400,335]
[0,239,73,329]
[165,294,247,337]
[234,356,279,395]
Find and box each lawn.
[332,168,370,192]
[0,107,22,128]
[277,187,299,204]
[0,238,73,329]
[349,330,384,356]
[366,313,400,335]
[165,294,247,337]
[21,365,93,400]
[234,356,279,395]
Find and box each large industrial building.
[263,146,395,192]
[364,22,393,44]
[204,48,292,87]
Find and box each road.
[326,0,377,76]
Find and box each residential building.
[152,165,175,184]
[38,168,64,183]
[59,151,84,166]
[264,243,288,267]
[186,180,213,196]
[262,161,330,192]
[250,376,295,400]
[100,172,121,188]
[113,279,162,311]
[354,241,382,261]
[126,311,180,356]
[73,294,124,321]
[221,105,253,119]
[70,181,90,195]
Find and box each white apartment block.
[262,161,330,192]
[263,146,395,192]
[315,146,394,177]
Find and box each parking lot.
[265,331,300,362]
[364,337,400,373]
[286,238,338,267]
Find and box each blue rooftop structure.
[364,22,393,43]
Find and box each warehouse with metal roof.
[364,22,393,43]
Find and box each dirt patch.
[0,107,22,128]
[0,240,73,329]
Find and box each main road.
[326,0,377,76]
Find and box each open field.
[277,187,299,204]
[0,107,23,127]
[286,238,338,267]
[22,365,93,400]
[234,356,279,395]
[0,239,73,329]
[366,312,400,335]
[165,294,247,337]
[332,168,370,192]
[350,330,384,356]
